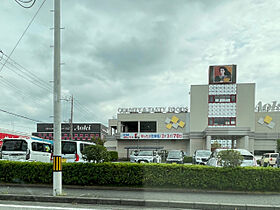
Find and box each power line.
[1,53,52,92]
[0,108,42,122]
[0,0,46,72]
[0,60,52,93]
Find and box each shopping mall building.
[107,65,280,158]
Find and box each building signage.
[255,101,280,112]
[209,65,237,84]
[118,107,188,114]
[37,123,101,133]
[120,133,183,139]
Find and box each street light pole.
[53,0,62,196]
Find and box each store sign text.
[255,101,280,112]
[118,107,188,114]
[120,133,183,139]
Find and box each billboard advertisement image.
[209,65,236,84]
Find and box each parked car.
[132,150,161,163]
[207,149,257,167]
[0,137,52,163]
[61,140,95,163]
[260,153,279,167]
[192,150,212,165]
[129,150,139,163]
[166,150,184,164]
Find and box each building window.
[208,95,236,103]
[209,95,214,103]
[140,121,156,132]
[121,121,138,132]
[208,117,236,126]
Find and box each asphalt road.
[0,200,192,210]
[0,184,280,209]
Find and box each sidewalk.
[0,184,280,210]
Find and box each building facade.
[108,65,280,158]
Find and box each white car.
[207,149,257,167]
[132,150,161,163]
[1,137,52,163]
[61,140,95,163]
[192,150,212,165]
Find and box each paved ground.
[0,184,280,209]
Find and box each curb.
[1,183,280,195]
[0,194,280,210]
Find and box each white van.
[61,140,95,163]
[207,149,257,167]
[0,137,52,163]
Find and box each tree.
[90,136,106,146]
[217,150,244,167]
[82,145,110,163]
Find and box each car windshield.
[138,151,153,156]
[271,154,278,158]
[168,151,182,158]
[196,151,211,156]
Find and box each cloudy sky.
[0,0,280,134]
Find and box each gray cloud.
[0,0,280,133]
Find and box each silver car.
[207,149,257,167]
[132,150,161,163]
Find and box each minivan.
[0,137,52,163]
[61,140,95,163]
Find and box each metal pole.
[70,95,73,140]
[53,0,62,196]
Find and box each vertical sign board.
[53,156,62,172]
[209,65,237,84]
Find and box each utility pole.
[53,0,62,196]
[70,94,73,140]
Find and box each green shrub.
[1,161,280,192]
[218,150,244,167]
[82,145,110,163]
[183,156,192,163]
[108,151,118,161]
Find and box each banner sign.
[120,133,183,139]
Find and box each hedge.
[108,151,118,161]
[183,156,193,163]
[0,161,280,192]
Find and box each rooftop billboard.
[209,65,236,84]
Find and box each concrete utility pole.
[70,94,73,140]
[53,0,62,196]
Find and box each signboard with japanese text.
[120,133,183,140]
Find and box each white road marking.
[0,203,94,210]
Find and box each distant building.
[32,123,108,141]
[107,65,280,158]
